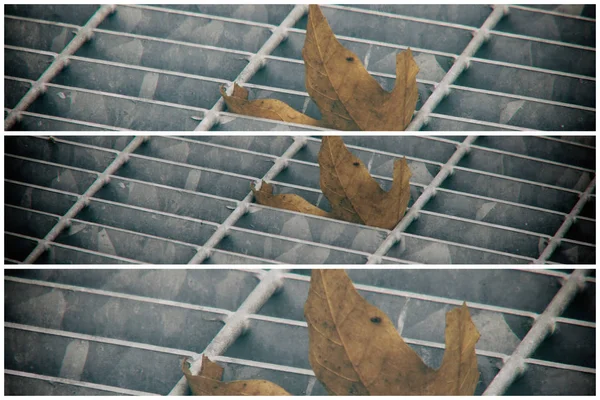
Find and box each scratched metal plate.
[4,268,595,395]
[4,4,595,131]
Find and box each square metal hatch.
[4,135,596,264]
[4,4,596,131]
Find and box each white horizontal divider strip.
[168,269,291,395]
[408,5,507,130]
[4,5,116,130]
[483,268,592,395]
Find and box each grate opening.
[4,134,595,265]
[4,4,595,131]
[4,268,595,395]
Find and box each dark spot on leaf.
[370,316,381,323]
[346,57,354,62]
[353,162,360,166]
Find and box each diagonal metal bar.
[187,136,308,264]
[23,136,147,264]
[535,177,596,263]
[483,269,591,395]
[367,135,478,263]
[4,5,116,130]
[194,4,308,131]
[406,5,508,131]
[168,269,290,395]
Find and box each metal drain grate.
[4,135,596,264]
[3,268,595,395]
[4,4,596,131]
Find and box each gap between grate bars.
[187,137,308,264]
[368,135,477,264]
[535,177,596,263]
[407,4,508,130]
[367,134,595,264]
[22,136,147,264]
[4,5,116,130]
[168,269,290,395]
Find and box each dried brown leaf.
[303,4,419,131]
[183,355,291,396]
[220,84,322,127]
[319,136,411,229]
[251,180,329,217]
[304,269,480,395]
[220,5,419,131]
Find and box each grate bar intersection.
[187,136,308,264]
[407,5,508,130]
[22,136,147,263]
[535,177,597,263]
[483,269,592,395]
[168,269,290,395]
[4,5,116,130]
[368,136,478,263]
[194,5,308,131]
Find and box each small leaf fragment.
[303,5,419,131]
[183,355,291,396]
[318,136,411,229]
[251,180,329,217]
[220,84,322,127]
[304,269,480,395]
